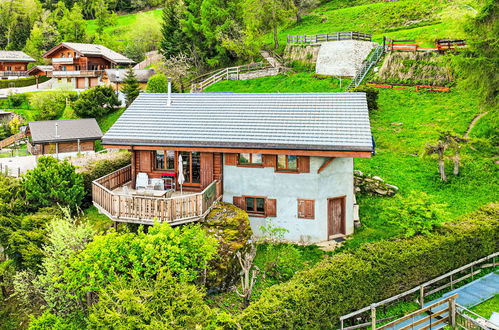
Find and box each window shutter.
[306,200,315,219]
[298,199,306,218]
[225,153,238,166]
[298,156,310,173]
[262,155,277,167]
[233,196,245,209]
[298,199,315,219]
[266,198,277,217]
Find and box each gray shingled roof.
[44,42,134,65]
[105,69,155,83]
[29,119,103,143]
[103,93,373,152]
[26,65,53,75]
[0,51,35,62]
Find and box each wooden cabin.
[94,92,374,243]
[42,42,134,89]
[26,119,103,156]
[0,51,35,79]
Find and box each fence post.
[371,304,377,330]
[419,285,425,308]
[448,297,456,327]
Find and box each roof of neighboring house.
[28,119,103,144]
[104,69,155,83]
[27,65,53,75]
[43,42,134,65]
[0,51,35,62]
[102,93,374,153]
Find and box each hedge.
[0,76,50,89]
[236,203,499,329]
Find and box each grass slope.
[86,9,162,38]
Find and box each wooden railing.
[191,62,272,92]
[0,71,28,77]
[49,70,104,77]
[0,131,26,150]
[92,165,223,225]
[287,31,372,44]
[456,304,496,329]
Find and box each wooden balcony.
[49,70,104,78]
[92,165,223,225]
[0,71,28,77]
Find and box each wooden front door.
[328,196,346,239]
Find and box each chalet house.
[0,51,35,79]
[102,68,155,91]
[26,119,103,157]
[27,65,53,77]
[42,42,134,90]
[94,92,373,243]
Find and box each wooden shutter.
[265,198,277,217]
[298,156,310,173]
[224,153,238,166]
[200,152,214,189]
[233,196,245,209]
[138,150,153,172]
[298,199,315,219]
[213,153,223,180]
[263,154,277,167]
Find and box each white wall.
[223,156,354,243]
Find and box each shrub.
[353,85,379,112]
[73,85,120,118]
[201,202,253,291]
[28,91,75,120]
[0,76,50,89]
[22,156,84,211]
[237,204,499,328]
[7,94,27,108]
[146,73,169,93]
[386,191,448,237]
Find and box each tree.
[73,85,120,117]
[157,53,192,92]
[94,0,115,36]
[146,73,170,93]
[293,0,319,22]
[22,156,84,211]
[424,131,468,182]
[121,68,140,106]
[58,3,87,42]
[28,91,74,120]
[386,191,448,237]
[242,0,296,49]
[23,12,61,62]
[160,0,184,59]
[235,243,259,307]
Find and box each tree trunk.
[296,12,302,23]
[438,151,447,182]
[273,24,279,49]
[453,152,460,176]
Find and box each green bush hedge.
[0,76,50,89]
[237,204,499,328]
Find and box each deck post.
[448,297,456,326]
[371,304,376,330]
[419,285,424,308]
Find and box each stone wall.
[284,44,321,66]
[354,170,398,196]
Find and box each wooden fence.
[339,252,498,330]
[0,131,26,150]
[92,165,223,225]
[287,31,372,44]
[384,37,467,52]
[367,83,451,92]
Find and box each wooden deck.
[92,165,223,225]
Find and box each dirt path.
[465,112,489,138]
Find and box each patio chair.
[150,178,165,191]
[136,172,149,190]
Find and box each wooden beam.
[317,157,335,174]
[105,145,372,159]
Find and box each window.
[277,155,298,171]
[245,197,266,215]
[155,150,175,170]
[180,151,200,185]
[238,153,262,166]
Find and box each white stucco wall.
[223,156,354,243]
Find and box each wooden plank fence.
[367,83,451,92]
[0,131,26,150]
[287,31,372,44]
[384,37,466,52]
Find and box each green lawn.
[86,9,162,39]
[205,73,348,93]
[97,107,126,133]
[471,294,499,319]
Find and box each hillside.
[86,9,162,39]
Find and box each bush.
[7,94,27,108]
[22,156,84,211]
[28,91,76,120]
[237,204,499,328]
[146,73,169,93]
[79,152,131,207]
[73,85,120,118]
[0,76,50,89]
[201,202,253,292]
[353,86,379,112]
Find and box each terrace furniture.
[136,173,149,189]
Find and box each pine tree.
[121,68,140,107]
[160,0,184,59]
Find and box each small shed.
[26,119,103,156]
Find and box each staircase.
[0,131,26,150]
[347,44,385,90]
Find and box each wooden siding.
[30,140,95,155]
[0,61,28,72]
[92,165,223,225]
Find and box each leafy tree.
[146,73,170,93]
[242,0,296,49]
[88,272,217,328]
[58,3,87,42]
[0,0,41,50]
[386,191,448,237]
[424,131,468,182]
[73,85,120,117]
[158,53,192,92]
[455,0,498,107]
[293,0,318,22]
[28,91,74,120]
[124,13,161,63]
[121,68,140,106]
[22,156,84,211]
[160,0,184,59]
[23,15,61,62]
[94,0,115,36]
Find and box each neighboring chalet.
[0,51,35,79]
[27,65,53,77]
[42,42,134,89]
[102,68,155,91]
[26,119,103,157]
[94,92,374,243]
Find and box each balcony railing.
[92,165,223,225]
[0,71,28,77]
[49,70,104,77]
[52,57,74,64]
